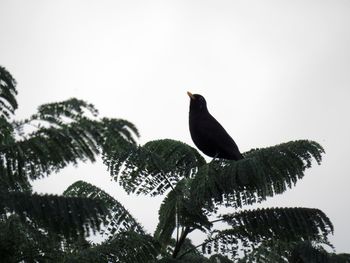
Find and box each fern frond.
[236,239,291,263]
[0,66,17,120]
[238,240,350,263]
[244,139,324,189]
[64,231,160,263]
[0,67,17,153]
[202,207,333,258]
[17,98,99,132]
[289,241,333,263]
[34,98,98,122]
[0,118,16,147]
[154,182,180,245]
[104,139,205,195]
[23,98,139,145]
[191,140,325,209]
[0,154,32,192]
[0,123,99,182]
[64,180,144,237]
[154,178,212,249]
[0,116,138,191]
[100,117,139,146]
[0,191,109,238]
[0,215,64,262]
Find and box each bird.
[187,91,243,161]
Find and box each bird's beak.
[187,91,195,100]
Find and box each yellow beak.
[187,91,195,99]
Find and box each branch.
[172,227,191,258]
[209,217,225,224]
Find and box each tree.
[0,65,349,262]
[0,65,144,262]
[95,138,350,262]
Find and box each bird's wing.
[204,114,242,159]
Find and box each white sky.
[1,0,350,253]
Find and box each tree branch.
[209,217,225,224]
[172,227,191,258]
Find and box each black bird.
[187,91,243,161]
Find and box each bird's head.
[187,91,208,112]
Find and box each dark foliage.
[0,65,346,262]
[104,139,206,195]
[0,191,108,238]
[191,140,325,210]
[64,180,145,237]
[63,231,160,263]
[0,65,142,261]
[202,207,333,256]
[0,215,63,262]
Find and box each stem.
[176,206,180,243]
[209,218,225,224]
[172,227,191,258]
[159,171,175,191]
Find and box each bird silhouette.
[187,91,243,161]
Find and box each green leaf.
[38,98,97,118]
[154,179,212,247]
[104,139,206,196]
[0,66,18,120]
[202,207,333,258]
[64,231,160,263]
[238,240,350,263]
[0,215,64,262]
[191,140,325,209]
[64,180,144,237]
[0,191,109,239]
[290,241,333,263]
[0,116,138,191]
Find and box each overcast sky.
[1,0,350,253]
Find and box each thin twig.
[176,205,179,243]
[209,217,225,224]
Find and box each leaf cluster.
[63,231,160,263]
[101,131,339,261]
[202,207,333,256]
[238,240,350,263]
[104,139,205,195]
[0,66,142,260]
[64,180,145,237]
[0,65,345,262]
